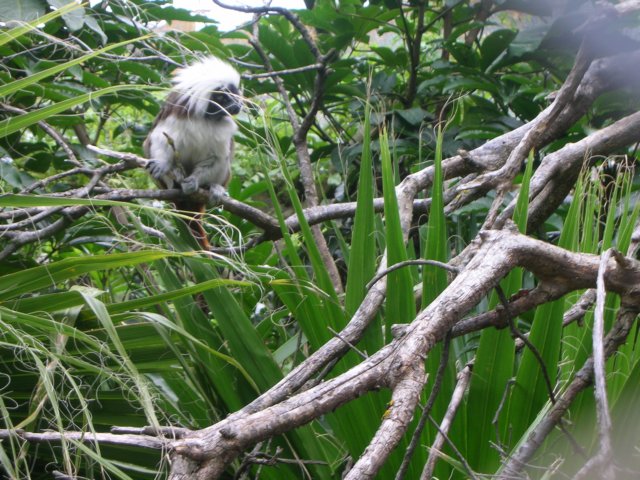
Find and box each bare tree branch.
[574,249,617,480]
[0,429,165,450]
[242,63,323,79]
[395,333,452,480]
[164,230,640,478]
[344,361,426,479]
[563,289,597,327]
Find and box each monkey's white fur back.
[144,56,241,197]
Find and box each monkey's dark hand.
[181,176,200,195]
[147,159,173,180]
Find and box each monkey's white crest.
[172,56,242,118]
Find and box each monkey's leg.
[181,159,230,199]
[209,184,227,204]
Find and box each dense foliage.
[0,0,639,479]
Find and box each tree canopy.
[0,1,639,479]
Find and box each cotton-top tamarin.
[144,56,242,247]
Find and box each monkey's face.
[205,84,242,119]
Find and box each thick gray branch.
[168,231,640,478]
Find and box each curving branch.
[163,230,640,478]
[5,233,638,478]
[0,428,165,450]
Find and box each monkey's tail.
[174,200,211,250]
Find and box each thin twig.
[575,249,616,480]
[20,168,90,195]
[492,378,515,458]
[300,357,340,392]
[450,283,569,338]
[563,289,597,327]
[86,144,147,167]
[0,429,164,449]
[327,327,368,360]
[243,63,323,79]
[367,259,459,291]
[212,0,322,59]
[0,103,81,168]
[421,363,476,480]
[0,206,67,232]
[110,425,191,439]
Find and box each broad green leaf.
[46,0,85,31]
[111,279,251,318]
[0,194,144,208]
[152,257,249,411]
[380,127,414,328]
[0,306,104,351]
[0,0,45,22]
[10,287,101,314]
[144,5,215,23]
[345,104,377,318]
[480,29,517,71]
[80,293,158,423]
[421,126,449,307]
[133,312,259,391]
[0,1,81,45]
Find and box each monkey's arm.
[144,120,184,189]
